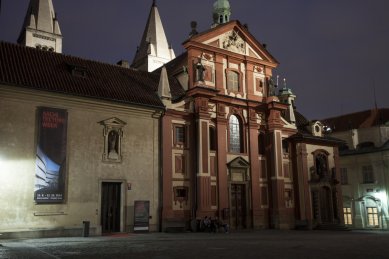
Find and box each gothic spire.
[131,1,175,72]
[18,0,62,53]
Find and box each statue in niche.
[267,77,277,96]
[108,130,119,160]
[194,58,205,82]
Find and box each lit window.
[227,71,239,92]
[362,165,374,184]
[343,207,352,225]
[229,115,241,153]
[367,207,379,227]
[340,168,348,185]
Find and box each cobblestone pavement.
[0,230,388,259]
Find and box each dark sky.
[1,0,388,119]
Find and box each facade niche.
[99,117,126,163]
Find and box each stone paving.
[0,230,388,259]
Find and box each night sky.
[1,0,388,119]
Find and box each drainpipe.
[158,110,165,232]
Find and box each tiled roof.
[0,41,181,109]
[321,108,389,132]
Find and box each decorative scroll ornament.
[222,31,246,55]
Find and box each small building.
[0,40,182,237]
[323,108,389,229]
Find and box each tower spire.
[212,0,231,27]
[131,1,175,72]
[18,0,62,53]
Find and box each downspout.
[158,109,165,232]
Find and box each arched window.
[209,127,216,151]
[229,115,242,153]
[227,71,239,92]
[219,15,223,24]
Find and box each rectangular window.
[362,165,374,184]
[367,207,379,227]
[227,71,239,92]
[340,168,348,185]
[173,125,186,147]
[261,186,268,206]
[343,207,352,225]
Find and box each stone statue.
[195,58,205,82]
[108,130,119,159]
[267,77,277,96]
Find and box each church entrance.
[320,187,333,223]
[230,184,246,229]
[227,157,251,230]
[101,182,121,233]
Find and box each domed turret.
[212,0,231,27]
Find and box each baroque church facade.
[0,0,345,237]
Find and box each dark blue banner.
[34,107,67,203]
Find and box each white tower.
[131,0,175,72]
[18,0,62,53]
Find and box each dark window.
[227,71,239,92]
[209,127,216,151]
[258,133,266,155]
[362,165,374,183]
[282,139,289,153]
[340,168,348,185]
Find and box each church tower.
[17,0,62,53]
[132,0,175,72]
[212,0,231,27]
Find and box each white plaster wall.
[0,89,160,233]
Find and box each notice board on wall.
[133,200,150,232]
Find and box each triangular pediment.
[99,117,127,127]
[227,157,250,168]
[188,21,277,64]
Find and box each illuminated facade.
[158,0,345,231]
[323,109,389,229]
[0,0,346,238]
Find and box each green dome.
[212,0,231,25]
[213,0,230,10]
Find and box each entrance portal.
[101,182,121,233]
[230,184,246,229]
[320,187,332,223]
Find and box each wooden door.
[101,182,121,233]
[230,184,246,229]
[320,187,332,223]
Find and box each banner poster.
[133,200,150,232]
[34,107,68,203]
